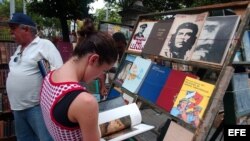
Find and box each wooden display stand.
[0,23,17,141]
[107,1,250,141]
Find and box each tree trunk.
[59,17,70,42]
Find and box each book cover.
[122,56,152,94]
[114,54,136,86]
[138,64,171,103]
[231,73,250,118]
[170,77,215,127]
[157,119,194,141]
[156,70,198,112]
[159,12,208,60]
[190,15,241,65]
[242,30,250,61]
[99,103,154,141]
[128,21,156,53]
[106,88,121,100]
[56,41,73,63]
[37,59,50,78]
[142,19,174,56]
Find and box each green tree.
[0,0,24,20]
[104,0,234,13]
[0,0,25,40]
[94,3,121,23]
[27,0,95,42]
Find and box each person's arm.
[41,40,63,70]
[98,73,108,96]
[68,92,101,141]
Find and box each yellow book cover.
[170,76,215,127]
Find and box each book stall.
[99,1,250,141]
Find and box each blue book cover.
[107,88,121,100]
[122,56,152,94]
[138,64,171,103]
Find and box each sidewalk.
[134,107,169,141]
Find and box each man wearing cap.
[165,22,198,59]
[134,23,147,39]
[6,13,63,141]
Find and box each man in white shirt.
[6,13,63,141]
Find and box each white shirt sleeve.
[39,39,63,70]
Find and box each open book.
[99,103,154,141]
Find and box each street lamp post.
[10,0,15,18]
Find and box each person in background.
[112,32,127,63]
[69,29,77,43]
[6,13,63,141]
[107,32,127,81]
[101,32,128,97]
[40,30,118,141]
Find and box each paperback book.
[159,12,208,60]
[37,59,50,78]
[170,77,215,127]
[138,64,171,103]
[190,15,241,65]
[99,103,154,141]
[122,56,152,94]
[128,21,156,53]
[156,70,198,112]
[142,19,174,56]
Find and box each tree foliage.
[104,0,234,13]
[27,0,95,41]
[0,0,24,20]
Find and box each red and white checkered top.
[40,71,85,141]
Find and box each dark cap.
[8,13,36,27]
[140,23,147,29]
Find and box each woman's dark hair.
[73,31,118,65]
[77,18,95,42]
[74,18,118,65]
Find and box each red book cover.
[156,70,198,112]
[56,41,73,63]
